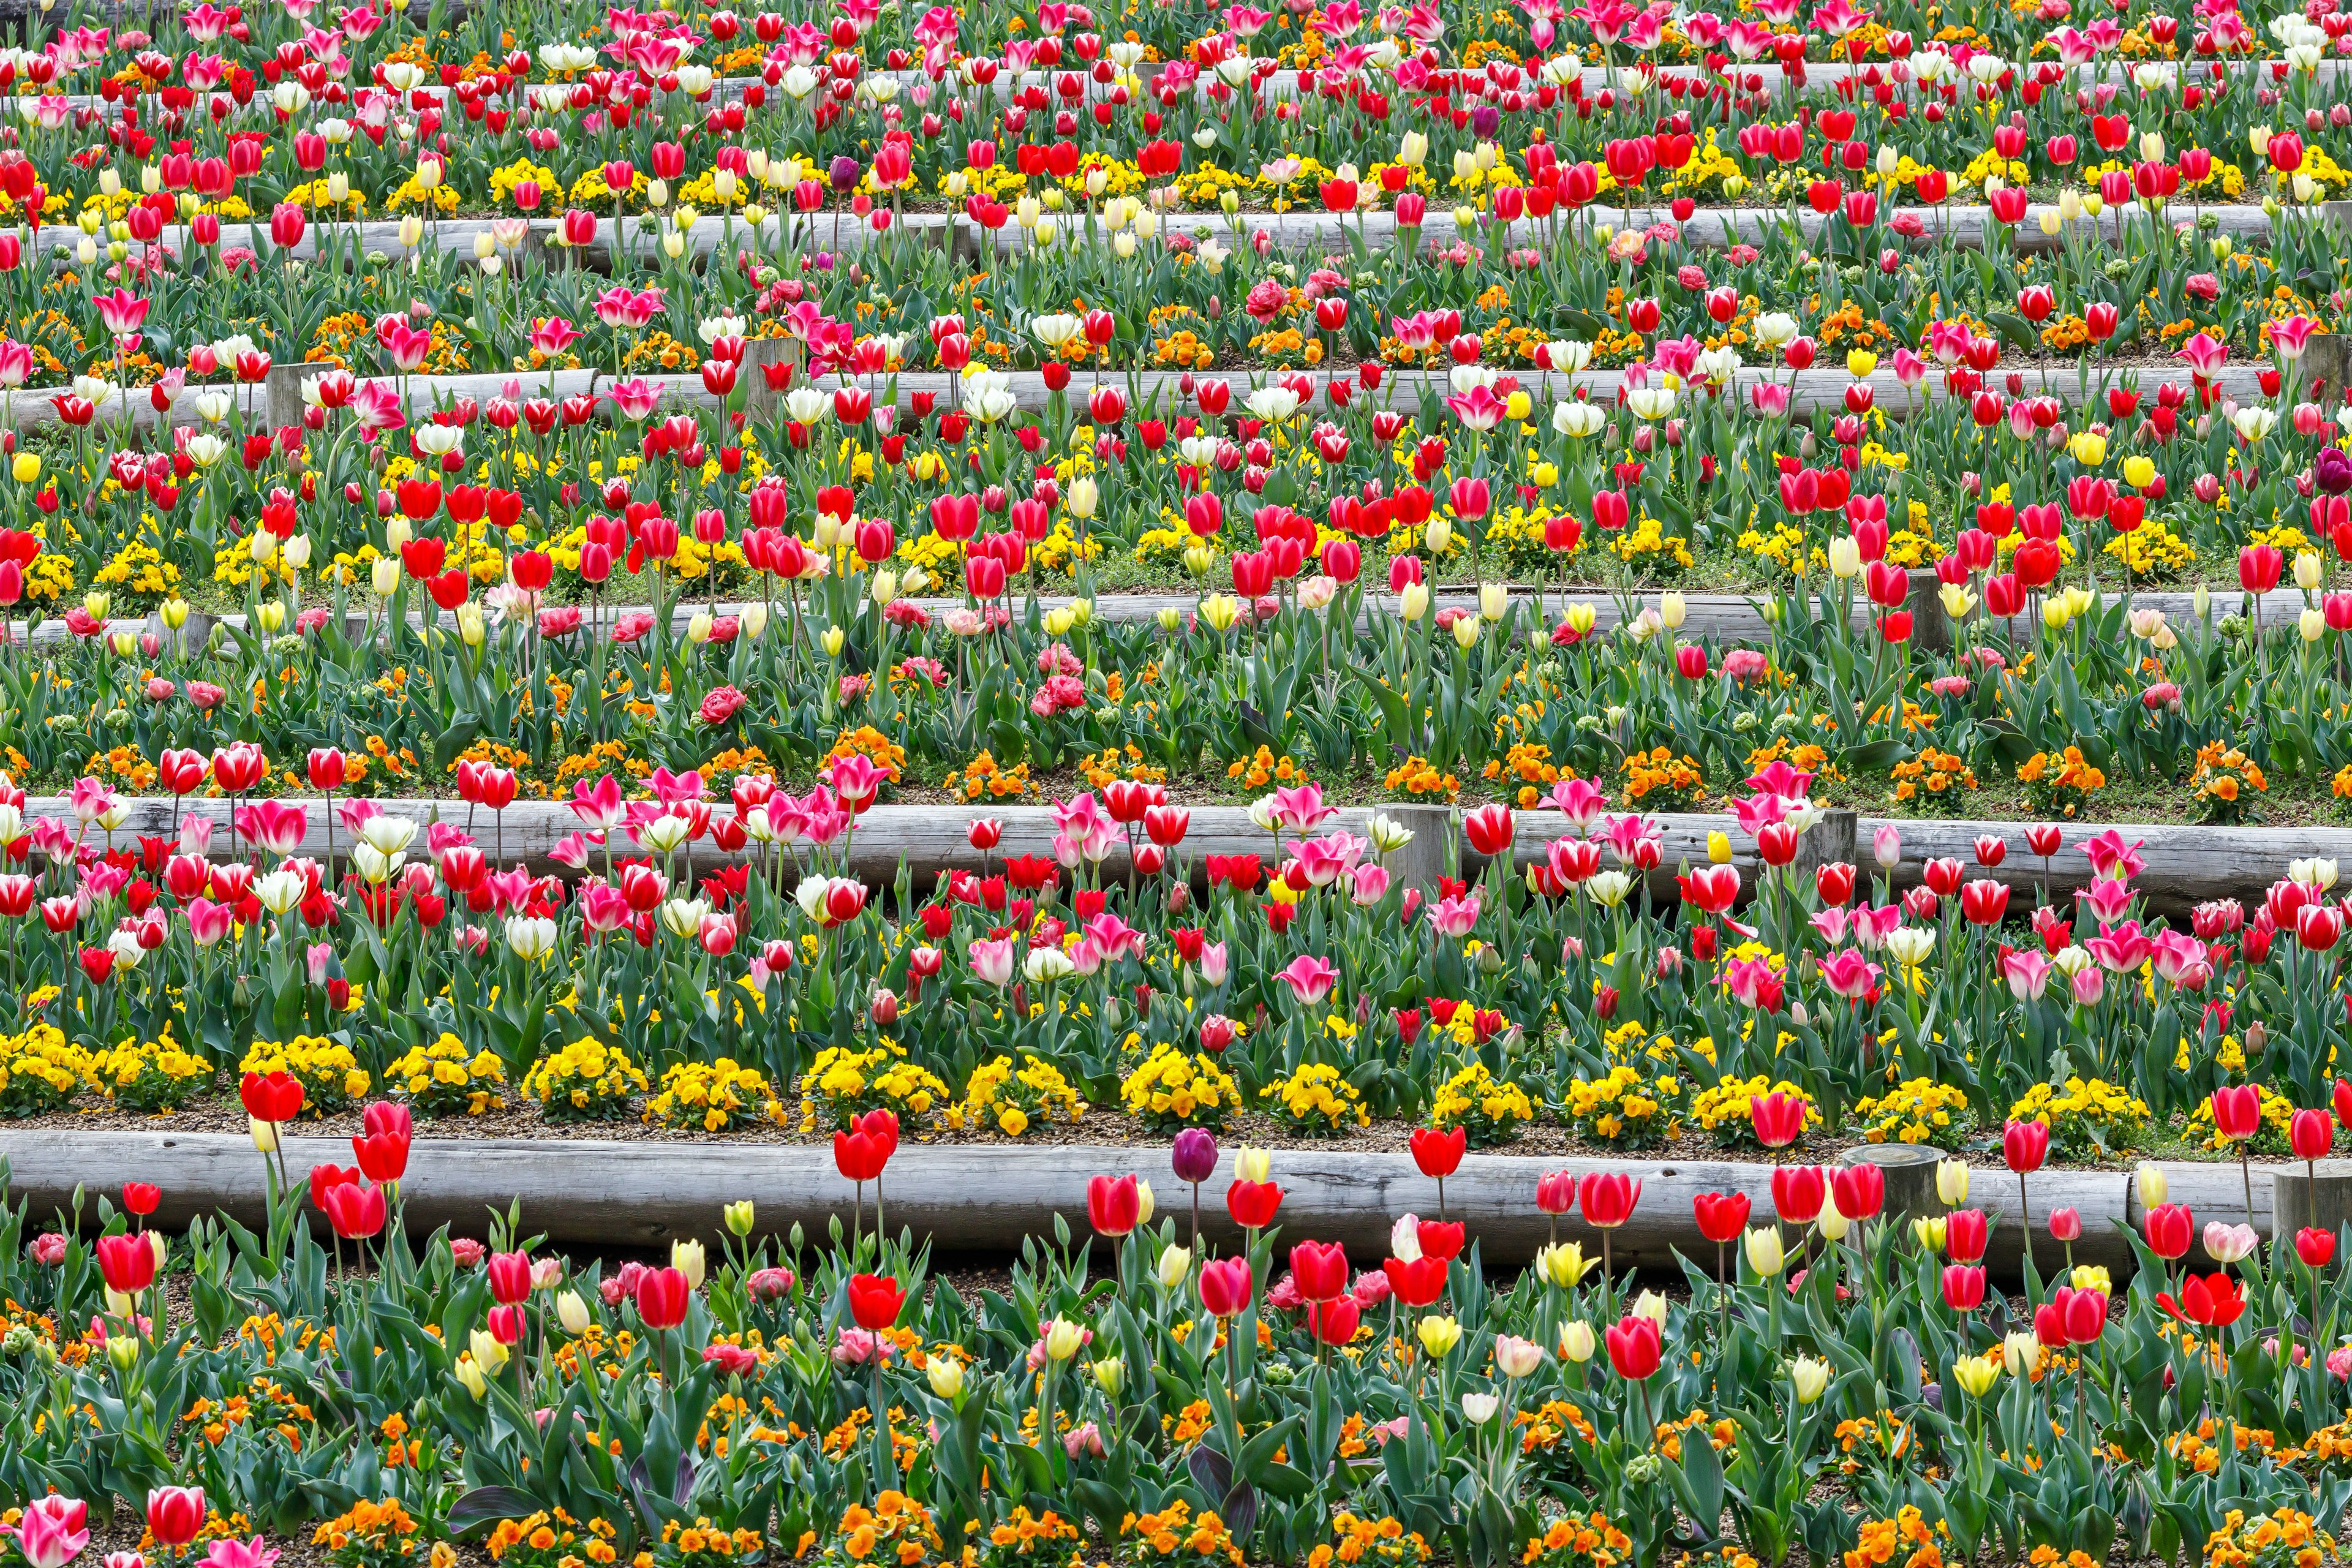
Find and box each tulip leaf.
[447,1486,545,1535]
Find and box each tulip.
[147,1488,207,1550]
[1198,1257,1253,1317]
[1604,1314,1662,1381]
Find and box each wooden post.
[1379,802,1450,893]
[265,360,309,434]
[1836,1143,1948,1224]
[740,338,793,424]
[1792,809,1858,884]
[1904,567,1951,654]
[2305,330,2352,409]
[2270,1161,2352,1244]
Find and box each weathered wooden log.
[11,350,2273,433]
[12,581,2306,651]
[0,1129,2280,1274]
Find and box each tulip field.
[24,0,2352,1558]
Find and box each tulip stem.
[2017,1170,2036,1286]
[2242,1150,2256,1230]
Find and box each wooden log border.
[0,1129,2267,1273]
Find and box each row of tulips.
[13,1118,2352,1568]
[9,744,2352,1140]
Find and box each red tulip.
[1382,1254,1448,1306]
[1087,1174,1142,1237]
[323,1180,386,1240]
[1749,1092,1807,1149]
[1410,1125,1466,1178]
[1197,1257,1253,1317]
[97,1232,158,1294]
[1694,1191,1750,1245]
[1536,1171,1577,1215]
[239,1069,306,1124]
[637,1265,693,1329]
[121,1182,160,1218]
[2144,1202,2194,1259]
[1415,1220,1466,1262]
[1307,1295,1361,1345]
[1604,1314,1662,1380]
[2292,1108,2334,1161]
[2003,1119,2050,1174]
[1291,1240,1348,1301]
[1771,1165,1825,1225]
[1829,1163,1885,1222]
[2297,1227,2337,1268]
[488,1250,533,1305]
[1227,1178,1283,1229]
[2159,1272,2243,1327]
[146,1489,207,1550]
[1577,1172,1641,1227]
[1945,1208,1988,1264]
[2210,1085,2262,1141]
[1941,1264,1986,1311]
[834,1129,889,1183]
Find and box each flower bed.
[10,0,2352,1558]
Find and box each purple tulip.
[1172,1128,1219,1185]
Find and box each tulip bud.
[556,1291,590,1335]
[672,1238,706,1289]
[928,1355,967,1400]
[1156,1245,1193,1288]
[1559,1320,1596,1362]
[724,1200,755,1237]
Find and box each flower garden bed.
[18,0,2352,1560]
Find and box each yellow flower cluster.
[1120,1501,1244,1567]
[797,1044,946,1130]
[646,1058,783,1133]
[2007,1077,2152,1157]
[2018,746,2106,816]
[1890,748,1978,810]
[2102,518,2196,577]
[1850,1078,1972,1145]
[799,1494,943,1568]
[1561,1064,1682,1148]
[1842,1507,1946,1568]
[241,1036,371,1114]
[1261,1063,1370,1134]
[1433,1061,1540,1148]
[1519,1511,1633,1568]
[1383,754,1461,800]
[519,1039,649,1121]
[976,1509,1083,1564]
[311,1499,421,1568]
[386,1034,508,1117]
[945,1053,1087,1137]
[2201,1507,2332,1568]
[2190,741,2266,821]
[0,1022,89,1117]
[1120,1044,1240,1133]
[1619,747,1705,810]
[91,1032,214,1114]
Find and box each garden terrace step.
[0,1126,2267,1275]
[19,796,2342,912]
[31,582,2309,654]
[70,202,2293,270]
